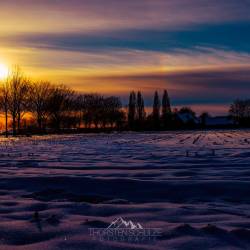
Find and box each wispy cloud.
[0,0,249,34]
[1,21,249,57]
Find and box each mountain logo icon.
[89,216,162,242]
[107,217,143,230]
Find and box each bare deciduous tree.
[229,99,250,126]
[29,81,53,131]
[7,66,30,135]
[47,85,75,131]
[0,80,9,137]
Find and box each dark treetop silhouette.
[0,67,242,136]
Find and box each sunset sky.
[0,0,250,114]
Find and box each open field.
[1,130,250,249]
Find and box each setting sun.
[0,63,8,80]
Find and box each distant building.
[204,116,234,127]
[175,112,200,126]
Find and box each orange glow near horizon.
[0,32,249,117]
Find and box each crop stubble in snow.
[0,130,250,249]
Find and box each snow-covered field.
[1,130,250,249]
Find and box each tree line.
[0,66,126,136]
[127,90,172,130]
[0,66,247,136]
[0,67,196,136]
[229,99,250,126]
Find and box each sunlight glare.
[0,63,9,80]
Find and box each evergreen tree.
[161,89,171,127]
[128,91,136,129]
[162,90,171,115]
[136,91,146,125]
[152,91,160,128]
